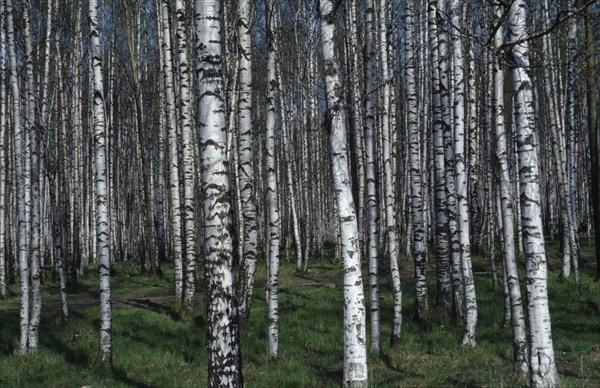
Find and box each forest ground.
[0,238,599,387]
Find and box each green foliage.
[0,241,598,387]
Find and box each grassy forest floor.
[0,237,599,387]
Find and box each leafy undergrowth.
[0,239,599,387]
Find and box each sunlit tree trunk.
[493,3,528,376]
[195,1,243,385]
[174,0,198,313]
[450,0,477,347]
[428,0,448,318]
[407,0,428,332]
[90,0,113,367]
[158,0,184,304]
[364,0,381,352]
[236,0,259,324]
[379,0,401,345]
[265,0,280,359]
[319,0,368,385]
[7,0,30,356]
[509,1,558,386]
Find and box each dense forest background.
[0,0,599,387]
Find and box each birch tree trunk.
[450,0,477,347]
[7,0,30,356]
[158,0,184,304]
[174,0,198,313]
[319,0,368,385]
[493,3,528,376]
[0,1,7,300]
[195,1,243,385]
[509,1,558,386]
[428,0,450,317]
[407,0,429,332]
[89,0,113,367]
[24,0,43,353]
[379,0,401,345]
[236,0,259,324]
[266,0,280,359]
[364,0,381,352]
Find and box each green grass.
[0,238,599,387]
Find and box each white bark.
[428,0,449,316]
[319,1,368,385]
[158,0,184,305]
[0,1,7,299]
[266,0,280,359]
[236,0,259,323]
[493,4,528,375]
[89,0,112,366]
[509,1,558,386]
[379,0,401,345]
[175,0,197,312]
[450,0,477,347]
[195,1,243,386]
[7,0,30,356]
[364,0,381,353]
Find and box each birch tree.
[429,0,451,318]
[195,0,243,385]
[90,0,113,367]
[508,1,558,385]
[0,1,7,300]
[265,0,280,359]
[174,0,198,313]
[158,0,184,304]
[379,0,401,345]
[450,0,477,347]
[493,3,528,376]
[319,0,368,385]
[407,0,427,330]
[236,0,259,324]
[6,0,30,356]
[364,0,381,353]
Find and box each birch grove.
[0,0,598,386]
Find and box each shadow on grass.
[111,365,154,388]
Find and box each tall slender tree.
[89,0,113,367]
[319,0,368,385]
[195,0,243,385]
[265,0,281,359]
[236,0,259,324]
[509,1,558,386]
